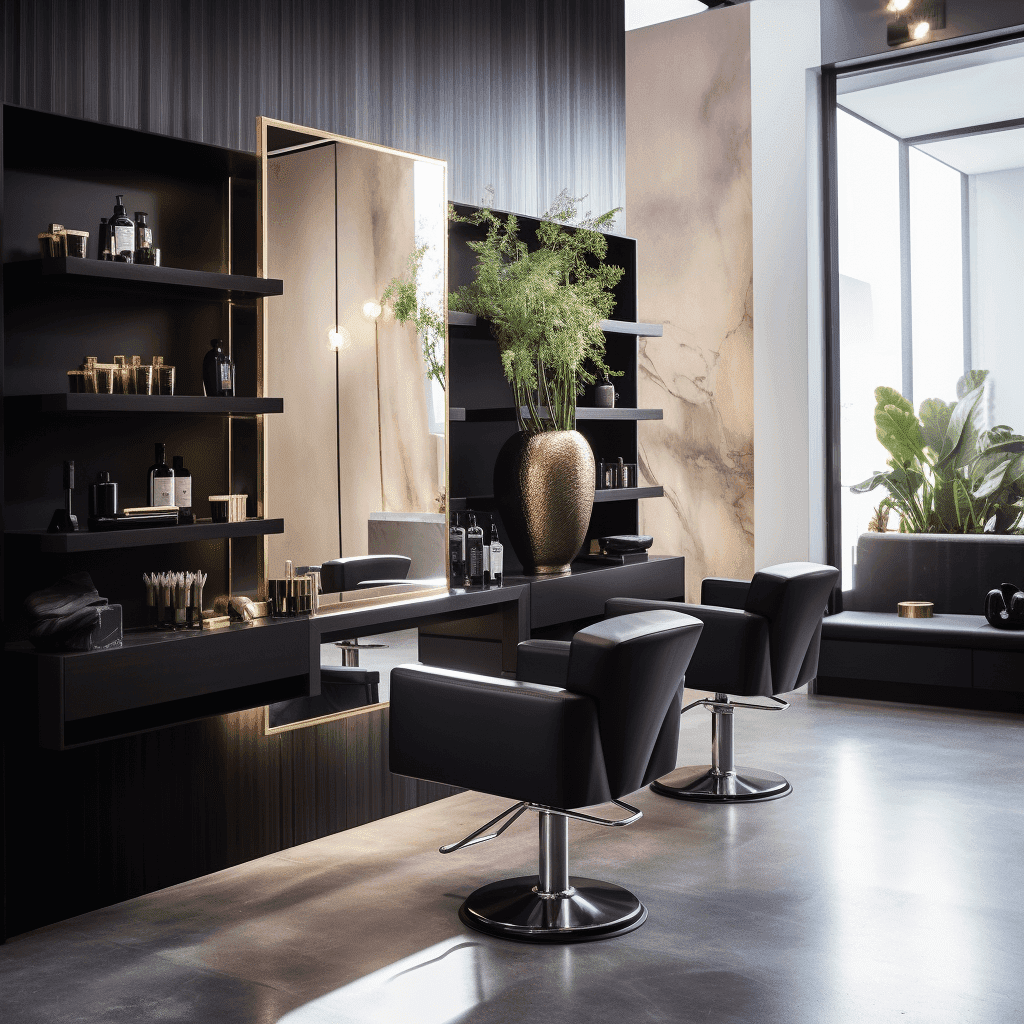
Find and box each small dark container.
[203,338,235,397]
[89,471,118,517]
[210,497,230,523]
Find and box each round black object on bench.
[985,583,1024,630]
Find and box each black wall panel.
[3,0,626,217]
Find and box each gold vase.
[493,429,595,575]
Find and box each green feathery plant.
[852,370,1024,534]
[448,191,624,434]
[381,243,447,390]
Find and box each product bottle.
[97,217,111,260]
[203,339,236,397]
[134,212,153,256]
[449,513,466,586]
[489,520,504,587]
[109,195,135,261]
[172,455,193,524]
[467,514,485,586]
[148,442,176,507]
[88,471,119,519]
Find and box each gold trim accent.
[264,700,389,736]
[898,601,934,618]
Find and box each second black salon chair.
[607,561,838,803]
[390,609,703,943]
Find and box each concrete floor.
[3,691,1022,1023]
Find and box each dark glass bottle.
[449,513,466,585]
[98,217,111,260]
[467,514,485,586]
[148,443,175,507]
[172,455,193,524]
[134,211,153,255]
[203,339,235,397]
[489,520,504,587]
[109,195,135,261]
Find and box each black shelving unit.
[449,406,662,422]
[6,518,285,554]
[2,104,282,632]
[7,394,284,415]
[5,257,283,299]
[447,202,664,571]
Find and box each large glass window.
[831,39,1024,600]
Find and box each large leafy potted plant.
[849,370,1024,612]
[852,370,1024,534]
[449,194,623,573]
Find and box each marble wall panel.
[626,6,754,600]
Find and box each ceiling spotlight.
[887,0,910,10]
[362,300,382,320]
[912,20,930,38]
[328,326,351,351]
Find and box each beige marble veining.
[626,5,754,600]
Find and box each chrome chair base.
[651,765,792,803]
[459,876,647,943]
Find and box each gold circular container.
[898,601,934,618]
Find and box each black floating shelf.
[593,486,664,503]
[6,518,285,553]
[451,487,663,511]
[4,258,284,300]
[447,312,662,338]
[450,406,662,423]
[8,394,284,415]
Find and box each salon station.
[2,3,1023,1023]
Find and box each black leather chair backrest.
[743,562,838,695]
[565,610,703,798]
[320,555,412,593]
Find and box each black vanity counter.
[7,556,685,750]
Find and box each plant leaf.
[919,398,954,454]
[937,384,985,467]
[875,400,925,468]
[850,470,893,494]
[956,369,989,400]
[973,459,1012,499]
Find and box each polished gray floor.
[3,691,1022,1023]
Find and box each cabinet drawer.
[819,640,971,688]
[973,650,1024,692]
[529,557,685,629]
[63,618,309,720]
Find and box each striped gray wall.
[3,0,626,217]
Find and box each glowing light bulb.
[362,300,383,320]
[888,0,911,11]
[913,20,930,38]
[328,326,351,351]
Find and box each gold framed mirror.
[257,117,449,732]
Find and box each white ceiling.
[917,127,1024,175]
[839,46,1024,139]
[624,0,708,32]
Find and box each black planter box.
[850,533,1024,615]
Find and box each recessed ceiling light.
[888,0,911,11]
[913,21,931,39]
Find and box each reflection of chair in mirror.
[389,610,704,943]
[606,562,839,803]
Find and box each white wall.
[970,167,1024,432]
[749,0,823,568]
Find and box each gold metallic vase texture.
[493,430,595,575]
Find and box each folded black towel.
[24,572,121,652]
[24,571,104,620]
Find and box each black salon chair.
[389,609,703,943]
[319,554,413,591]
[606,561,838,803]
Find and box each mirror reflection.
[259,118,448,730]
